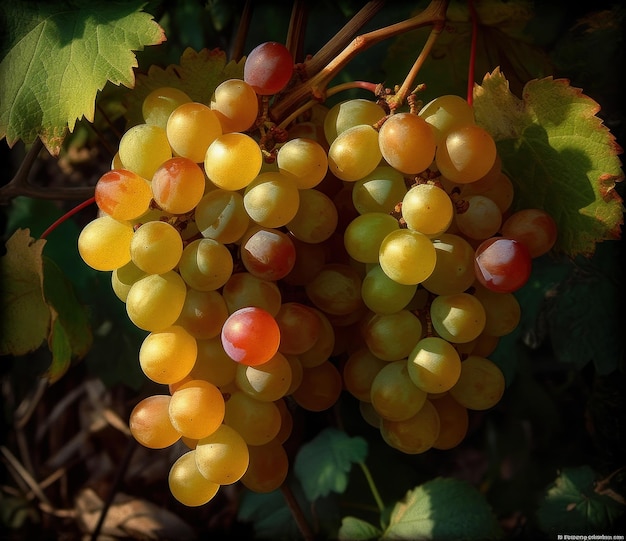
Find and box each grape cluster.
[77,41,557,505]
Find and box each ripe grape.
[501,208,558,258]
[286,188,338,243]
[431,393,468,450]
[151,157,206,214]
[142,86,192,128]
[129,395,181,449]
[175,289,230,340]
[429,292,487,344]
[344,212,399,263]
[119,123,172,180]
[168,450,220,507]
[178,238,233,291]
[370,360,428,421]
[130,221,183,274]
[324,98,386,144]
[418,94,475,144]
[474,236,532,293]
[169,379,226,440]
[328,124,382,182]
[235,351,293,402]
[166,102,222,163]
[243,42,294,95]
[139,325,197,384]
[379,229,437,285]
[401,183,453,237]
[195,424,250,485]
[449,355,505,410]
[343,348,387,403]
[305,263,364,316]
[380,399,440,454]
[223,391,282,445]
[277,137,328,189]
[407,336,462,394]
[362,310,423,362]
[421,233,476,296]
[204,132,263,190]
[351,166,407,215]
[77,215,133,271]
[241,439,289,493]
[195,189,250,244]
[221,306,281,366]
[361,264,417,314]
[239,226,296,281]
[211,78,259,133]
[243,171,300,228]
[291,361,342,412]
[95,169,152,221]
[221,272,282,316]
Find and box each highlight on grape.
[77,39,558,507]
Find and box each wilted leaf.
[0,229,50,356]
[294,427,368,502]
[123,47,246,127]
[473,68,624,257]
[382,477,502,540]
[0,0,165,154]
[536,466,625,534]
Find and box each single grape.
[195,424,250,485]
[239,226,296,281]
[142,86,192,128]
[190,336,239,388]
[169,379,225,440]
[78,215,133,271]
[305,263,364,316]
[195,189,250,244]
[286,188,338,244]
[94,169,152,221]
[118,123,172,180]
[501,208,558,258]
[421,234,476,296]
[328,125,382,182]
[175,288,230,340]
[222,272,282,316]
[130,220,183,274]
[139,325,197,385]
[351,166,408,215]
[243,171,300,228]
[370,360,428,422]
[362,310,423,362]
[277,137,328,189]
[474,236,532,293]
[449,355,505,410]
[168,450,220,507]
[407,336,462,394]
[204,132,263,190]
[344,212,400,263]
[429,292,487,344]
[151,157,206,214]
[166,102,222,163]
[235,351,293,402]
[129,395,181,449]
[378,229,437,285]
[361,264,417,314]
[323,98,386,144]
[223,391,282,445]
[431,393,469,450]
[418,94,475,144]
[211,78,259,133]
[342,348,387,403]
[221,306,281,366]
[291,361,343,412]
[275,302,321,355]
[454,194,502,240]
[244,42,294,95]
[241,439,289,493]
[401,183,453,237]
[380,399,440,454]
[178,238,233,291]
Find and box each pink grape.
[244,42,294,96]
[474,237,532,293]
[221,307,281,366]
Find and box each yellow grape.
[324,98,386,144]
[472,284,521,337]
[211,78,259,133]
[78,215,133,271]
[142,86,192,128]
[168,450,220,507]
[178,238,233,291]
[379,229,437,285]
[139,325,197,385]
[449,355,505,410]
[421,234,476,296]
[370,360,428,421]
[342,348,387,403]
[204,132,262,190]
[243,171,300,228]
[429,292,487,344]
[118,123,172,180]
[221,272,282,316]
[224,391,282,445]
[305,263,364,316]
[189,336,239,388]
[286,188,338,243]
[195,189,250,244]
[169,379,226,440]
[352,166,407,215]
[130,220,183,274]
[195,424,250,485]
[129,395,181,449]
[126,271,187,332]
[344,213,400,264]
[235,351,293,402]
[418,94,475,144]
[378,112,436,174]
[362,310,423,362]
[361,264,417,315]
[175,288,229,340]
[407,336,462,394]
[241,438,289,493]
[328,125,382,182]
[167,102,222,163]
[111,261,146,302]
[380,399,440,454]
[277,137,328,189]
[431,393,469,450]
[401,183,453,237]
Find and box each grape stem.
[270,0,449,123]
[280,483,315,541]
[358,461,386,513]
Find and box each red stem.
[467,0,478,105]
[40,196,96,239]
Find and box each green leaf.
[0,229,50,356]
[0,0,165,154]
[339,516,383,541]
[123,47,246,127]
[382,477,502,540]
[537,466,625,534]
[293,427,368,502]
[43,256,93,382]
[473,69,624,257]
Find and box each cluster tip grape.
[77,40,558,506]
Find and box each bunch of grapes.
[77,41,557,506]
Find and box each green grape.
[222,272,282,316]
[151,157,206,215]
[168,450,220,507]
[431,393,469,450]
[362,310,423,362]
[352,166,407,215]
[291,361,342,412]
[190,336,239,388]
[305,263,364,315]
[277,137,328,189]
[298,308,335,368]
[343,212,399,263]
[370,360,428,421]
[407,336,462,394]
[129,395,181,449]
[243,171,300,228]
[449,355,505,410]
[111,260,146,302]
[241,438,289,493]
[195,424,250,485]
[139,325,197,385]
[204,132,262,190]
[275,302,321,355]
[378,112,436,174]
[359,400,382,428]
[342,348,387,402]
[210,78,259,133]
[286,188,338,243]
[178,238,233,291]
[166,102,222,163]
[454,194,502,240]
[126,271,187,332]
[235,351,293,402]
[401,183,453,237]
[169,379,225,440]
[471,284,521,337]
[95,169,153,221]
[224,391,281,445]
[379,229,437,285]
[418,94,475,144]
[380,399,440,454]
[195,189,250,244]
[175,288,229,340]
[421,233,476,296]
[118,123,172,180]
[328,125,382,182]
[78,215,133,271]
[130,220,183,274]
[430,292,487,344]
[436,124,497,184]
[361,264,417,314]
[323,98,386,144]
[142,87,192,128]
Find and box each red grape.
[474,237,532,293]
[221,307,281,366]
[243,42,294,96]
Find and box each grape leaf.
[473,68,624,257]
[536,466,625,534]
[293,427,368,502]
[338,516,383,541]
[123,47,246,127]
[0,229,50,356]
[382,477,502,540]
[0,0,165,155]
